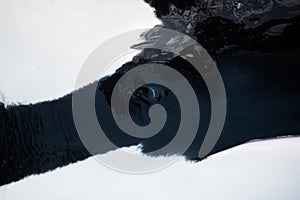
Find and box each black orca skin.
[0,0,300,186]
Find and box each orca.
[0,0,300,186]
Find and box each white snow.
[0,1,299,200]
[0,0,160,105]
[1,137,300,200]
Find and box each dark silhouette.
[0,0,300,186]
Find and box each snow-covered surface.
[1,1,299,199]
[0,0,159,105]
[0,137,300,200]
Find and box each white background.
[0,1,299,199]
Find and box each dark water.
[1,0,300,186]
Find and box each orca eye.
[148,87,156,99]
[142,87,156,99]
[131,86,160,103]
